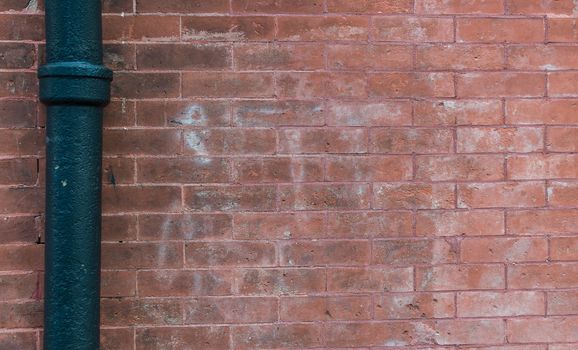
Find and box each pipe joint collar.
[39,62,113,106]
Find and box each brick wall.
[1,0,578,349]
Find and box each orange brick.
[327,0,413,13]
[461,237,548,262]
[548,181,578,207]
[415,155,505,181]
[326,156,413,182]
[414,99,503,126]
[417,0,505,14]
[458,291,545,317]
[373,16,454,42]
[327,44,413,70]
[417,44,505,70]
[373,183,455,209]
[458,181,546,208]
[549,18,578,42]
[508,154,578,180]
[369,72,455,98]
[417,265,505,291]
[277,16,368,41]
[551,237,578,261]
[457,127,544,153]
[416,210,505,236]
[458,72,546,97]
[280,240,370,266]
[457,18,545,43]
[509,263,578,288]
[508,317,578,343]
[507,99,578,125]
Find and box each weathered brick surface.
[2,1,578,349]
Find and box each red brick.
[459,291,545,317]
[373,183,455,210]
[549,72,578,97]
[327,0,413,13]
[104,100,136,127]
[506,99,578,125]
[0,188,42,214]
[509,45,578,71]
[510,0,577,15]
[373,17,454,42]
[185,242,275,267]
[0,73,37,98]
[280,296,371,321]
[184,297,277,324]
[101,270,136,297]
[136,0,228,13]
[0,43,34,69]
[458,181,546,208]
[327,320,504,347]
[369,73,455,98]
[277,72,367,99]
[0,130,40,157]
[280,240,370,266]
[235,43,324,70]
[551,237,578,261]
[371,128,453,154]
[417,0,505,14]
[549,18,578,42]
[104,44,136,70]
[457,127,543,153]
[327,211,413,238]
[508,316,578,343]
[457,18,544,43]
[136,327,229,350]
[416,265,505,291]
[327,101,412,126]
[416,155,504,181]
[434,319,505,345]
[416,210,504,237]
[509,263,578,289]
[0,215,41,244]
[103,15,179,41]
[548,181,578,207]
[139,214,232,241]
[327,267,413,292]
[182,72,274,98]
[102,242,183,269]
[0,0,36,11]
[233,100,324,127]
[327,44,413,70]
[375,292,455,319]
[458,72,546,97]
[548,291,578,315]
[234,268,326,295]
[0,333,37,350]
[461,237,548,263]
[233,213,325,240]
[137,100,229,127]
[102,215,137,242]
[508,209,578,234]
[326,156,412,181]
[183,129,276,156]
[0,100,36,128]
[103,157,135,185]
[137,157,231,184]
[548,127,578,152]
[279,128,367,154]
[102,186,182,213]
[233,0,323,13]
[101,299,182,326]
[0,159,37,186]
[277,16,368,41]
[232,324,322,350]
[101,328,134,350]
[279,184,370,210]
[373,239,457,265]
[0,273,37,300]
[138,270,233,297]
[415,99,503,126]
[0,301,42,328]
[181,16,274,41]
[136,44,231,70]
[111,73,180,99]
[508,154,578,180]
[417,44,505,70]
[236,156,323,183]
[184,185,276,212]
[0,14,43,41]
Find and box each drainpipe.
[39,0,112,349]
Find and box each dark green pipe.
[39,1,112,349]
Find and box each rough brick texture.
[1,0,578,349]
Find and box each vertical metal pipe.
[39,1,112,349]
